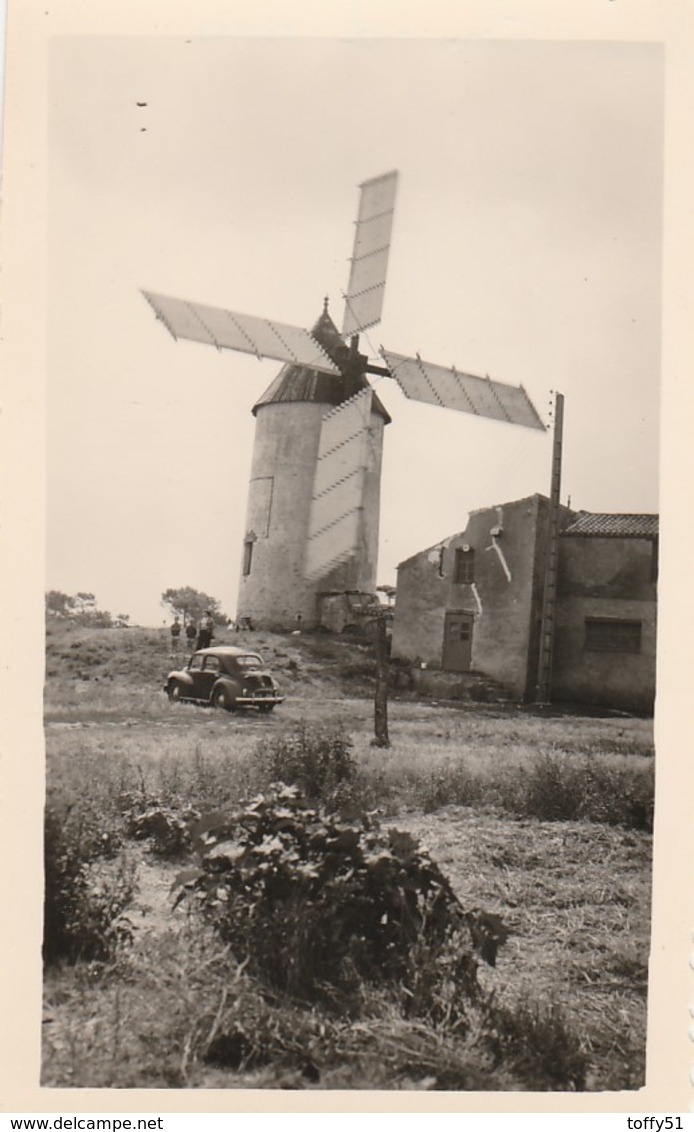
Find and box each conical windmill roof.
[252,301,391,423]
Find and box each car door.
[185,653,206,698]
[198,654,223,700]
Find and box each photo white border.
[2,0,693,1114]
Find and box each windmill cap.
[252,303,391,423]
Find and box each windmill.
[142,171,546,630]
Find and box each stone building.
[391,495,658,712]
[551,511,658,711]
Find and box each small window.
[584,618,642,653]
[242,539,254,576]
[454,547,475,584]
[447,618,472,642]
[189,655,204,670]
[204,656,221,673]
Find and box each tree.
[161,587,227,626]
[86,608,114,629]
[45,590,73,618]
[72,592,96,617]
[44,590,114,627]
[71,592,113,626]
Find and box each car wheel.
[258,704,275,714]
[168,682,183,703]
[212,686,233,711]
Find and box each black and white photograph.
[3,0,694,1113]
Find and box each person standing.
[196,610,215,650]
[186,620,197,651]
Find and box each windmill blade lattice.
[380,349,545,431]
[304,389,374,581]
[342,171,398,338]
[142,291,340,376]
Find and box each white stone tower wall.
[236,400,385,629]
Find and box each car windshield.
[235,655,263,670]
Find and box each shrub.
[251,722,360,809]
[175,785,506,1016]
[484,997,588,1090]
[123,795,201,858]
[574,759,654,831]
[43,800,135,965]
[339,655,377,683]
[42,926,526,1090]
[508,753,655,831]
[517,752,582,822]
[420,762,482,813]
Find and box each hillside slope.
[44,620,377,716]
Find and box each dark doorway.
[442,611,474,672]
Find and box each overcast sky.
[47,37,663,626]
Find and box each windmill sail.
[380,349,545,431]
[304,389,373,581]
[342,171,398,337]
[142,170,549,628]
[142,291,340,376]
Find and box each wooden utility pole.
[372,610,391,748]
[356,604,392,747]
[535,392,564,704]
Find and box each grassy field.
[42,620,654,1091]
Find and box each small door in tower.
[442,611,474,672]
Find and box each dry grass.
[43,810,647,1091]
[42,922,507,1090]
[42,623,654,1091]
[41,903,575,1091]
[397,810,650,1091]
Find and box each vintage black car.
[165,647,284,713]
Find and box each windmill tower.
[143,171,546,630]
[238,297,391,628]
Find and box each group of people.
[170,610,215,652]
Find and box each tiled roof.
[562,512,658,539]
[253,304,391,423]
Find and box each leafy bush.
[175,785,506,1016]
[43,800,135,965]
[251,723,360,809]
[123,795,201,858]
